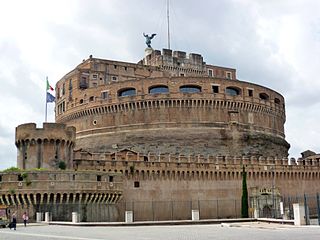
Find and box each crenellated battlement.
[73,149,320,173]
[16,122,76,143]
[15,123,76,170]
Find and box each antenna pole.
[167,0,170,49]
[45,76,48,122]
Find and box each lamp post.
[271,165,275,218]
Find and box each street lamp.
[270,165,275,218]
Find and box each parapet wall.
[0,170,122,206]
[73,150,320,203]
[15,123,76,170]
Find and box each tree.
[58,161,66,170]
[241,165,249,218]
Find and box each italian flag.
[47,79,54,91]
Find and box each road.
[0,222,320,240]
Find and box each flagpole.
[45,76,48,122]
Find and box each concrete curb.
[47,218,295,227]
[49,218,257,227]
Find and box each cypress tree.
[241,165,249,218]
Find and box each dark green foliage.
[58,161,66,170]
[241,165,249,218]
[2,167,21,172]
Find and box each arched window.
[149,85,169,94]
[225,87,241,96]
[179,85,201,93]
[274,98,280,104]
[259,93,269,101]
[79,99,84,104]
[118,88,136,97]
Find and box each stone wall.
[0,170,123,206]
[15,123,76,170]
[55,76,288,157]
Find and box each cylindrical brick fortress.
[55,56,289,157]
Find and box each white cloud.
[0,0,320,169]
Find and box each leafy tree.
[58,161,66,170]
[241,165,249,218]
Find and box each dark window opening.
[109,176,114,182]
[149,86,169,94]
[0,175,2,182]
[101,92,108,99]
[97,175,101,181]
[180,73,185,77]
[89,96,94,102]
[248,89,253,97]
[80,77,88,89]
[134,181,140,188]
[179,85,201,93]
[275,98,280,104]
[62,83,65,95]
[80,99,84,104]
[118,88,136,97]
[212,85,219,93]
[18,175,23,181]
[208,69,213,77]
[72,175,76,181]
[226,87,241,96]
[259,93,269,101]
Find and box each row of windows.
[115,85,279,103]
[78,85,280,105]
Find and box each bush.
[2,167,21,172]
[58,161,66,170]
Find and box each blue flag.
[46,92,55,103]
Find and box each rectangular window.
[109,176,114,182]
[212,85,219,93]
[208,69,213,77]
[94,63,98,70]
[97,175,101,181]
[112,76,118,81]
[226,71,232,79]
[63,101,65,112]
[101,91,108,99]
[248,89,253,97]
[62,83,66,95]
[134,181,140,188]
[72,174,76,181]
[92,74,98,79]
[0,175,2,182]
[18,175,23,181]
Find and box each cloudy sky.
[0,0,319,170]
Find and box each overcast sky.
[0,0,319,170]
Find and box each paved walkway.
[0,221,319,240]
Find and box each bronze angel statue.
[143,32,156,48]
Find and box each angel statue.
[143,32,156,48]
